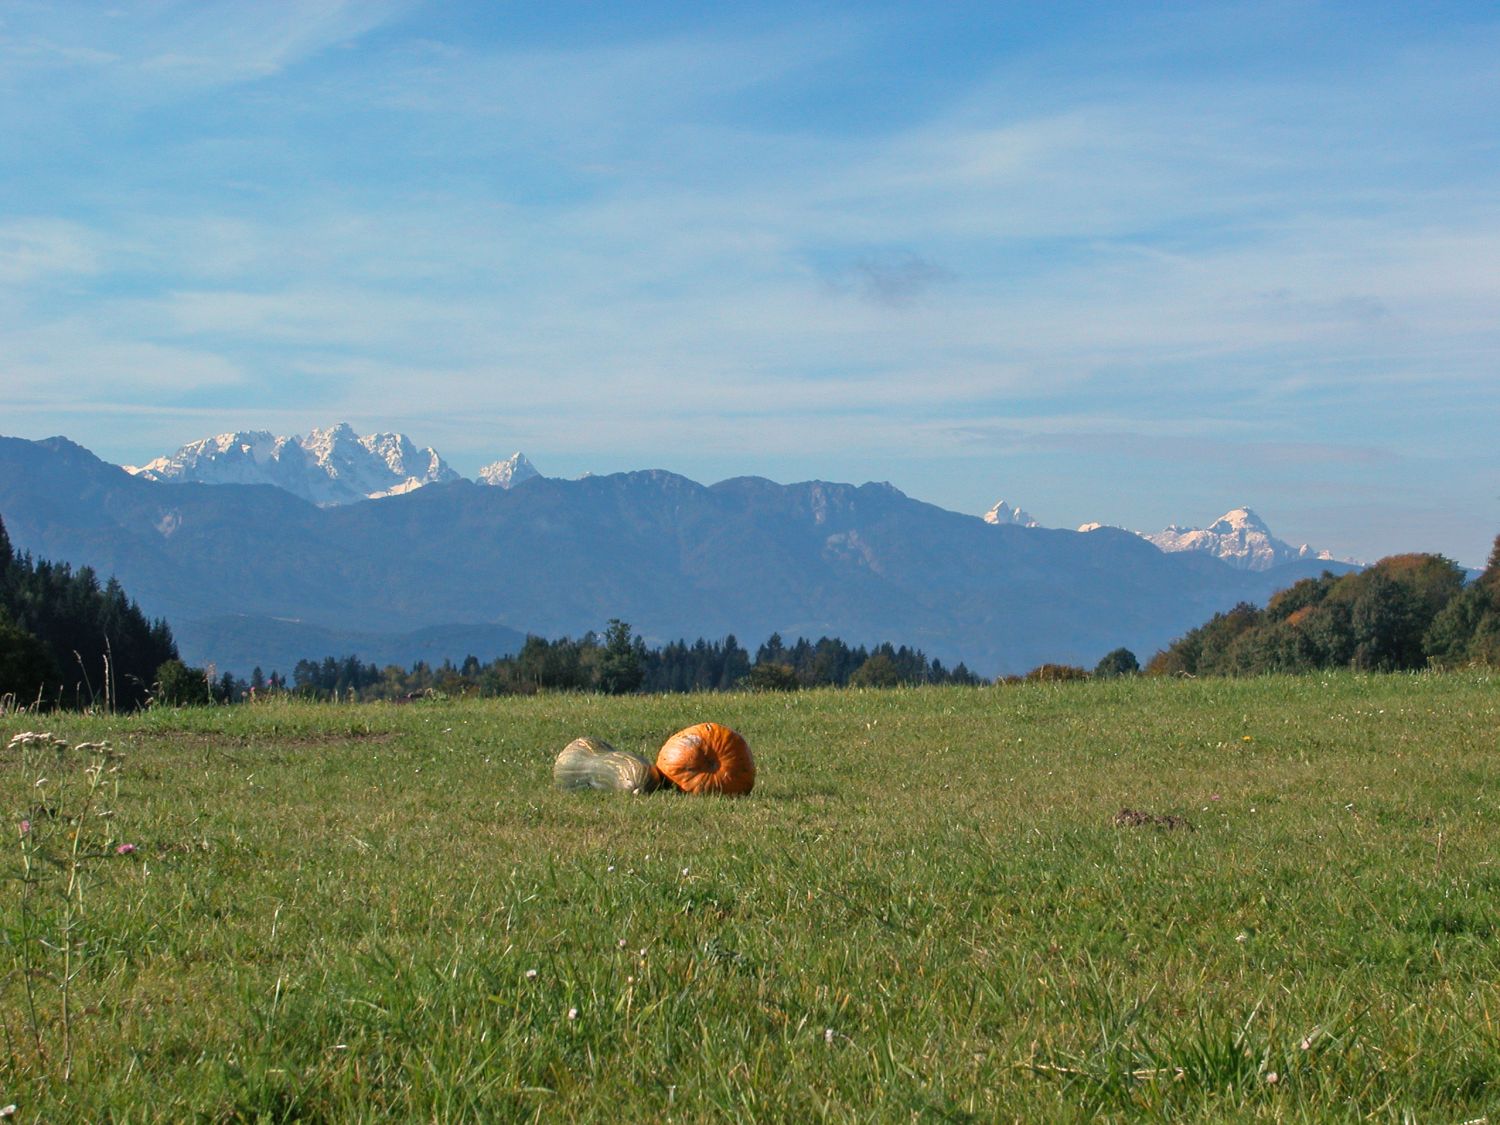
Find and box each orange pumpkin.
[655,722,755,796]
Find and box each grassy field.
[2,672,1499,1122]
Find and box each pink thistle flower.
[115,843,137,855]
[18,820,29,835]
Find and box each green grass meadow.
[3,672,1499,1121]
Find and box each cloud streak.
[0,219,101,284]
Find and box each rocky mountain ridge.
[477,452,540,490]
[1136,507,1342,571]
[127,423,544,507]
[990,496,1347,572]
[982,500,1039,528]
[126,423,465,507]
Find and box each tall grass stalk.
[6,730,125,1083]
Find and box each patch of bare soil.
[1112,808,1194,830]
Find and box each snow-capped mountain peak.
[1203,507,1270,537]
[983,500,1040,527]
[128,430,290,485]
[1143,506,1335,570]
[1077,506,1342,571]
[127,424,459,506]
[478,452,540,490]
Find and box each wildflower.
[525,969,538,980]
[17,820,29,835]
[116,843,137,855]
[1242,735,1253,743]
[824,1028,835,1044]
[1209,794,1222,801]
[617,939,627,948]
[1265,1071,1279,1085]
[9,730,64,751]
[1235,932,1249,943]
[567,1007,578,1020]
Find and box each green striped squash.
[552,737,665,794]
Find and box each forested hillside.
[0,514,178,709]
[1148,538,1500,675]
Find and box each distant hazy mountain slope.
[1,435,362,624]
[0,435,1353,676]
[170,616,528,679]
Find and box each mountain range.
[134,425,1347,573]
[0,431,1359,678]
[982,496,1345,571]
[126,424,538,508]
[1133,508,1344,570]
[1078,507,1347,571]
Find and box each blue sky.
[2,1,1497,566]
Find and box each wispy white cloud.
[0,219,101,283]
[1,1,410,91]
[0,321,244,396]
[367,22,854,136]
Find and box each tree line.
[1143,536,1500,677]
[0,515,179,709]
[239,620,984,702]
